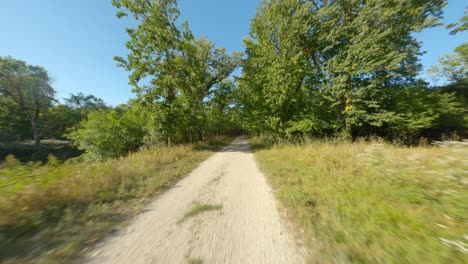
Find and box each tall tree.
[240,0,446,139]
[206,80,241,136]
[429,43,468,83]
[65,92,106,110]
[113,0,240,144]
[0,97,32,140]
[64,92,107,131]
[0,56,55,146]
[430,9,467,85]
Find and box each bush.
[67,109,146,159]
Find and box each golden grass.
[251,137,467,263]
[0,136,232,263]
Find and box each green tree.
[65,92,106,110]
[67,107,145,159]
[41,104,78,139]
[113,0,240,145]
[237,0,315,136]
[240,0,446,139]
[64,92,107,131]
[429,8,467,132]
[429,43,467,83]
[0,56,55,146]
[176,37,241,141]
[0,97,31,140]
[206,80,242,136]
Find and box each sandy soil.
[85,137,306,264]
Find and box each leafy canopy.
[113,0,241,144]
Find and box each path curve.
[86,137,306,264]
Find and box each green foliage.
[0,56,56,145]
[113,0,242,144]
[240,0,452,141]
[346,82,466,143]
[0,154,54,197]
[425,40,467,140]
[41,104,79,139]
[67,107,146,159]
[429,43,468,83]
[0,97,32,141]
[447,7,468,35]
[206,80,243,136]
[0,69,109,143]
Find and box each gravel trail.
[86,137,306,264]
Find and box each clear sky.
[0,0,465,106]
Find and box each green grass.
[188,257,204,264]
[178,204,223,224]
[250,137,467,263]
[0,136,233,264]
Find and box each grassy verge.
[250,137,467,263]
[0,136,233,263]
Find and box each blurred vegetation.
[0,136,232,263]
[0,0,466,263]
[0,140,82,164]
[251,137,467,263]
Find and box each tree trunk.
[32,113,41,147]
[344,118,353,141]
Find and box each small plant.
[178,204,223,224]
[188,257,203,264]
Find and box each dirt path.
[85,137,306,264]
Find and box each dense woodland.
[0,0,466,160]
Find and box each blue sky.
[0,0,465,106]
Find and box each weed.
[178,204,223,224]
[188,257,203,264]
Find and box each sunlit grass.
[178,203,223,224]
[251,137,467,263]
[0,136,232,263]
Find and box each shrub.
[67,109,146,159]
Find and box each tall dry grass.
[252,137,467,263]
[0,136,232,263]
